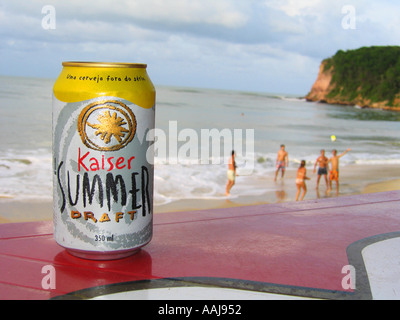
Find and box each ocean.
[0,75,399,205]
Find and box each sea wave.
[0,149,53,200]
[1,149,399,204]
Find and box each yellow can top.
[54,61,155,109]
[62,61,148,68]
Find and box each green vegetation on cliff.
[323,46,400,106]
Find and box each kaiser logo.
[78,100,136,151]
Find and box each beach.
[0,76,399,224]
[1,163,398,224]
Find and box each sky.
[1,0,400,95]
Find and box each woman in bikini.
[226,150,237,196]
[296,160,310,201]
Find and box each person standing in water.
[226,150,237,196]
[313,149,329,190]
[296,160,310,201]
[274,144,289,181]
[328,148,351,195]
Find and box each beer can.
[52,62,155,260]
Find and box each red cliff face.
[306,61,400,111]
[305,61,334,103]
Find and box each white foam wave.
[153,151,400,205]
[1,149,399,204]
[0,149,53,200]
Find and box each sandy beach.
[0,163,398,224]
[1,76,399,226]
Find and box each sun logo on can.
[78,100,136,151]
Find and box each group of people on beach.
[293,147,351,201]
[226,145,351,201]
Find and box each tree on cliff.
[307,46,400,110]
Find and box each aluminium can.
[52,62,156,260]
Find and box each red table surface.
[1,191,399,300]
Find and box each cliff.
[306,46,400,111]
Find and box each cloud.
[1,0,400,93]
[50,0,249,35]
[265,0,322,17]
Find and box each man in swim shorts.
[226,150,237,196]
[274,144,289,181]
[329,169,339,182]
[328,148,351,195]
[313,149,329,190]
